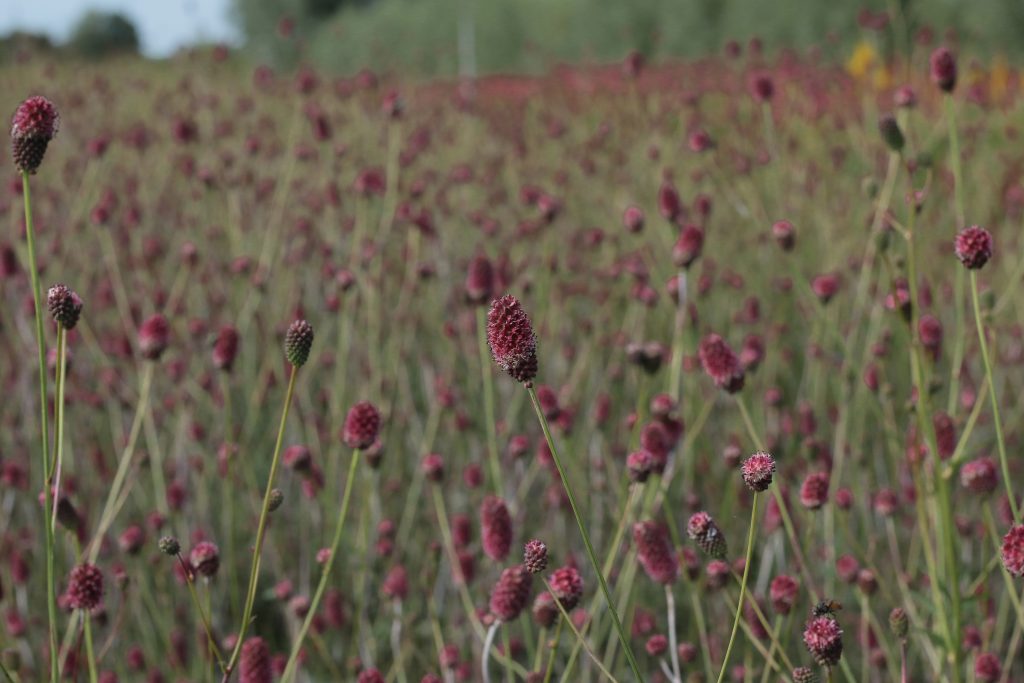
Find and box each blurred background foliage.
[4,0,1024,73]
[230,0,1024,75]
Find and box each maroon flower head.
[138,314,170,361]
[239,637,271,683]
[487,295,538,383]
[960,457,997,495]
[189,541,220,578]
[769,574,799,614]
[343,401,381,449]
[421,453,444,483]
[930,47,957,93]
[645,634,668,656]
[531,592,558,627]
[687,511,727,560]
[1001,524,1024,577]
[213,326,240,371]
[489,565,532,622]
[633,521,678,584]
[283,445,312,472]
[799,471,830,510]
[672,226,704,269]
[658,181,683,223]
[47,283,84,330]
[382,565,408,600]
[549,565,583,610]
[699,334,745,393]
[626,450,654,483]
[623,206,645,233]
[975,652,1001,683]
[465,254,495,305]
[772,220,795,251]
[955,226,993,270]
[741,451,776,492]
[481,496,513,561]
[357,669,385,683]
[284,319,314,367]
[11,96,59,173]
[67,564,103,610]
[792,667,819,683]
[803,615,843,666]
[749,72,775,102]
[523,539,548,574]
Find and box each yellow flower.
[846,41,877,80]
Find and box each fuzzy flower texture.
[11,95,59,173]
[487,295,538,383]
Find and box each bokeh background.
[4,0,1024,73]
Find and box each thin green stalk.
[542,618,564,683]
[83,613,98,683]
[177,555,225,672]
[281,448,361,681]
[482,623,500,683]
[21,172,58,683]
[543,580,619,683]
[945,94,967,414]
[715,492,759,683]
[477,308,503,496]
[223,365,298,681]
[527,386,642,681]
[969,272,1018,522]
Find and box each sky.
[2,0,240,57]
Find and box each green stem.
[178,555,225,672]
[945,93,967,415]
[527,385,642,681]
[83,613,98,683]
[542,618,564,683]
[223,365,298,680]
[21,172,58,683]
[969,272,1018,522]
[281,449,362,682]
[715,492,759,683]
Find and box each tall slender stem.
[83,613,98,683]
[281,448,362,682]
[482,622,500,683]
[21,172,58,683]
[223,365,298,680]
[666,585,682,683]
[945,94,967,415]
[969,272,1018,522]
[177,554,225,671]
[527,385,643,680]
[715,492,759,683]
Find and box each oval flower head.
[487,295,538,383]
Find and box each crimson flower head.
[623,206,645,233]
[190,541,220,578]
[464,254,495,305]
[489,565,532,622]
[687,511,727,559]
[930,47,957,93]
[487,295,538,384]
[955,226,993,270]
[239,637,271,683]
[769,574,799,614]
[1002,524,1024,577]
[749,72,774,102]
[523,539,548,574]
[66,563,103,610]
[741,451,776,492]
[803,614,843,666]
[800,471,830,510]
[633,521,678,584]
[343,401,381,450]
[138,314,170,360]
[960,457,997,495]
[284,319,314,367]
[699,334,745,393]
[11,95,59,173]
[658,181,683,222]
[975,652,1001,683]
[791,667,819,683]
[212,325,240,371]
[481,496,512,562]
[672,226,704,269]
[549,565,583,610]
[47,283,84,330]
